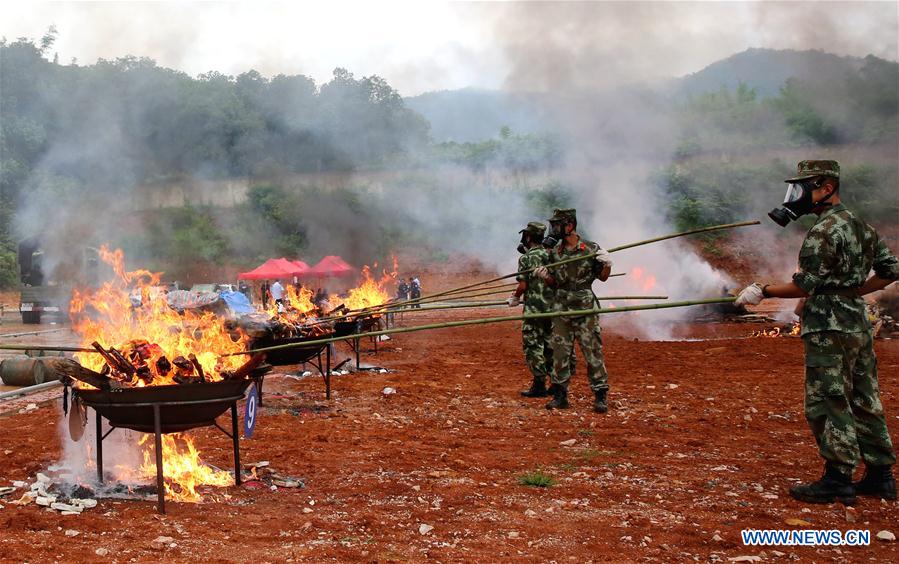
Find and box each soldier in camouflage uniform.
[535,209,614,413]
[508,222,555,397]
[737,160,899,504]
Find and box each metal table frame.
[88,394,245,514]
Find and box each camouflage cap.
[785,160,840,183]
[548,208,577,224]
[519,221,547,237]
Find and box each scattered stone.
[508,531,519,539]
[525,509,538,518]
[302,521,312,531]
[60,511,80,516]
[844,507,857,523]
[150,536,175,550]
[273,479,302,488]
[382,387,396,396]
[727,557,761,563]
[712,534,724,542]
[411,485,421,492]
[800,508,811,514]
[95,548,109,557]
[302,507,313,514]
[771,550,786,557]
[70,498,98,509]
[666,383,679,390]
[64,530,80,537]
[784,518,811,526]
[876,530,896,542]
[418,523,434,535]
[559,439,577,447]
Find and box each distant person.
[397,278,410,302]
[270,280,285,311]
[261,280,270,309]
[410,276,422,308]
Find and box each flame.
[630,266,657,292]
[139,434,232,502]
[69,246,248,386]
[330,259,398,312]
[750,322,800,338]
[286,284,315,314]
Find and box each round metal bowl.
[76,379,253,433]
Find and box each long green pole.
[0,344,95,353]
[352,220,759,313]
[376,295,669,315]
[222,297,734,357]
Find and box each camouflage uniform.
[791,161,899,478]
[547,210,610,393]
[517,224,554,386]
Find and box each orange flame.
[330,259,398,312]
[139,434,232,502]
[630,266,657,292]
[70,246,248,386]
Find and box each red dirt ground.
[2,265,898,561]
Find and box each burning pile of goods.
[749,322,801,338]
[239,261,397,344]
[68,247,251,388]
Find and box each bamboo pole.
[380,295,670,315]
[354,220,759,313]
[222,297,735,357]
[0,344,95,353]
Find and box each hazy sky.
[2,1,897,95]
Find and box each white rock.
[525,509,538,518]
[64,529,80,537]
[876,530,896,542]
[728,557,761,563]
[302,507,313,514]
[411,485,421,492]
[379,369,388,373]
[559,439,577,447]
[382,387,396,396]
[508,531,519,539]
[151,536,175,549]
[666,383,679,389]
[712,534,724,542]
[418,523,434,535]
[95,548,109,557]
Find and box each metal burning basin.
[75,378,254,433]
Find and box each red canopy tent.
[291,260,311,273]
[308,255,354,278]
[238,258,305,280]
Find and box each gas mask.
[517,243,527,254]
[768,178,833,227]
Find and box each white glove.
[595,249,613,267]
[506,295,520,307]
[534,266,551,281]
[735,283,765,306]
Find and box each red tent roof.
[238,258,304,280]
[308,255,354,277]
[291,260,311,272]
[272,258,308,275]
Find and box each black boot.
[593,389,608,413]
[521,377,550,398]
[789,463,856,505]
[853,465,897,500]
[544,384,569,410]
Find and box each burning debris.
[749,322,801,338]
[69,246,250,388]
[4,472,99,515]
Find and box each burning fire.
[139,434,232,502]
[69,247,247,501]
[750,322,801,338]
[70,246,249,386]
[630,267,658,292]
[331,261,397,312]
